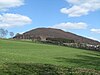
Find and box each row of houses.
[63,43,100,51]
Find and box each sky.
[0,0,100,41]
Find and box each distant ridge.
[14,28,100,45]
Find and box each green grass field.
[0,39,100,75]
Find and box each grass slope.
[0,39,100,74]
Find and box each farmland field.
[0,39,100,75]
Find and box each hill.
[13,28,100,45]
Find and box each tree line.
[41,37,100,51]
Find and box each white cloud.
[0,13,32,28]
[0,0,24,11]
[90,28,100,33]
[50,22,87,29]
[61,0,100,17]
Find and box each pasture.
[0,39,100,75]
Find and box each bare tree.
[0,28,8,38]
[10,32,14,38]
[3,30,8,37]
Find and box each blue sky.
[0,0,100,41]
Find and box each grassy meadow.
[0,39,100,75]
